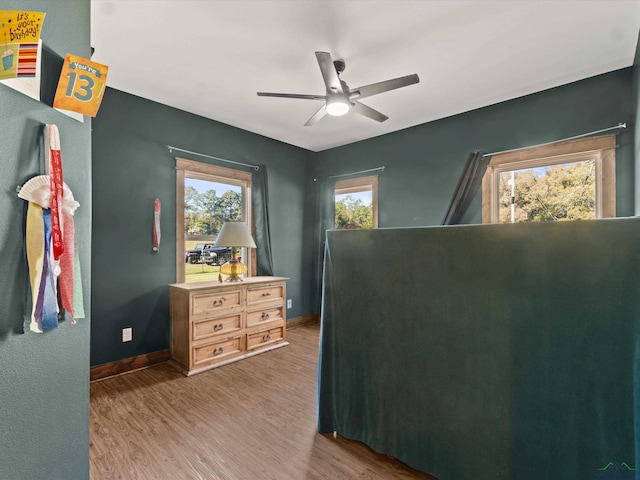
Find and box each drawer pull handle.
[213,347,224,356]
[261,313,270,321]
[213,323,223,331]
[213,297,226,307]
[261,292,271,297]
[262,334,271,343]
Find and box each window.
[334,175,378,229]
[176,159,252,283]
[482,135,615,223]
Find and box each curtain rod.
[483,123,626,158]
[330,167,385,179]
[314,166,386,182]
[167,145,259,171]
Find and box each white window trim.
[482,135,616,224]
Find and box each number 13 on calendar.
[53,54,109,117]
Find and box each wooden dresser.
[168,276,288,376]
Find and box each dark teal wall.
[0,1,91,479]
[307,68,634,312]
[92,66,635,363]
[91,88,314,366]
[634,32,640,215]
[315,68,635,226]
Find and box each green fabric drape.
[252,165,274,276]
[311,177,336,313]
[318,219,640,480]
[441,151,490,225]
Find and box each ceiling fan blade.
[351,74,419,100]
[304,105,328,126]
[352,101,388,122]
[315,52,343,94]
[257,92,326,100]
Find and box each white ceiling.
[91,0,640,152]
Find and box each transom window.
[482,135,615,224]
[334,175,378,229]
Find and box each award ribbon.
[47,124,64,262]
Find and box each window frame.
[176,158,253,283]
[481,135,616,224]
[334,175,379,228]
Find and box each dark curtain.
[312,176,336,312]
[252,165,274,276]
[441,151,491,225]
[318,219,640,479]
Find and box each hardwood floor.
[90,322,436,480]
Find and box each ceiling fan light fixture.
[326,98,350,116]
[257,51,419,125]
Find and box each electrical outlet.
[287,299,292,309]
[122,327,133,342]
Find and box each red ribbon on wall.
[48,125,64,261]
[153,198,161,252]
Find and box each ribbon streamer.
[19,124,81,332]
[47,125,64,264]
[153,198,161,252]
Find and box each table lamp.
[213,221,257,282]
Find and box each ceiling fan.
[257,51,419,126]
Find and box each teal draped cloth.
[318,219,640,480]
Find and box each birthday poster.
[0,10,45,80]
[53,54,109,117]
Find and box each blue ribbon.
[41,209,58,330]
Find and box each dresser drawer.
[193,335,243,366]
[191,289,242,317]
[246,305,284,328]
[247,324,284,351]
[246,283,285,307]
[193,313,243,342]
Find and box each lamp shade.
[213,221,257,248]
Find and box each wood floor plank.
[90,323,437,479]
